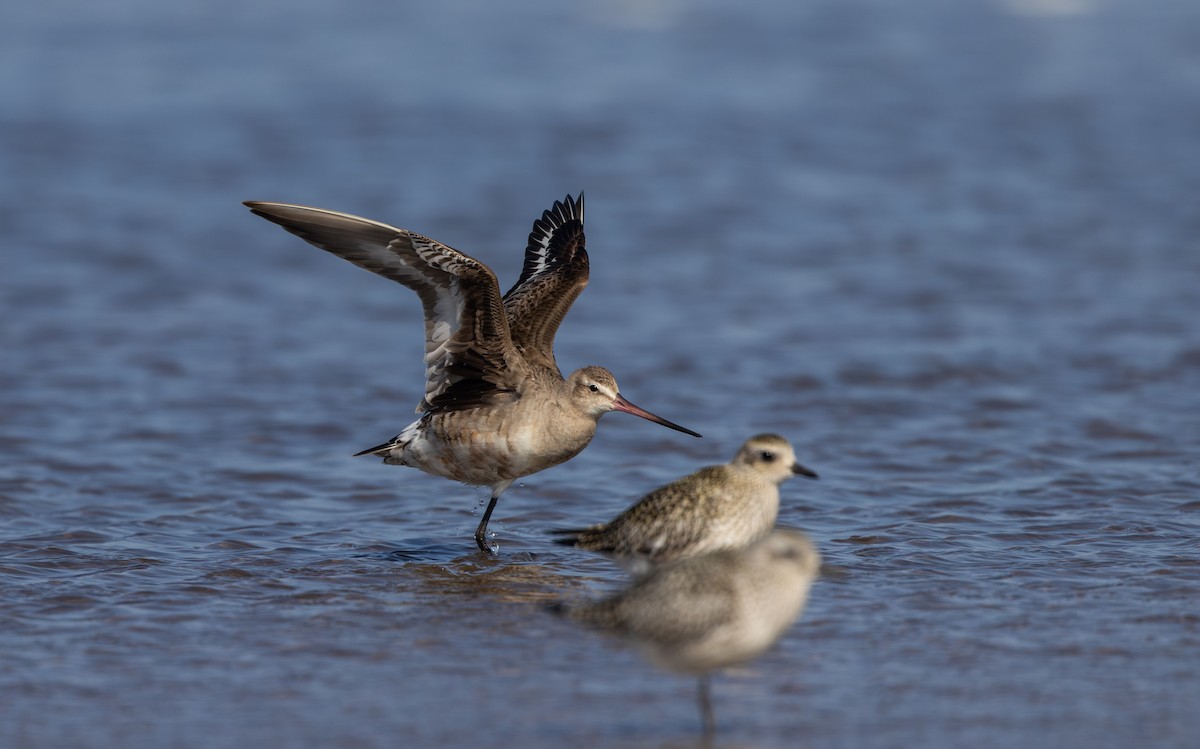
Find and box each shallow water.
[3,0,1199,746]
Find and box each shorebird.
[552,528,821,738]
[552,434,816,575]
[243,193,700,553]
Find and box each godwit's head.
[567,366,701,438]
[731,433,819,484]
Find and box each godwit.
[553,434,816,575]
[552,528,821,738]
[243,193,700,553]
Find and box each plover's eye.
[760,451,775,462]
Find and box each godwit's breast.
[497,402,597,479]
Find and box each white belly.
[380,414,586,487]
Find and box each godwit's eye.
[760,451,776,462]
[588,384,599,393]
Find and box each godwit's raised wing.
[502,193,588,374]
[243,202,522,413]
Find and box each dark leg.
[473,480,513,555]
[474,492,501,555]
[698,674,716,741]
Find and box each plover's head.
[733,433,818,484]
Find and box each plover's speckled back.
[553,528,821,737]
[553,434,816,574]
[244,194,700,553]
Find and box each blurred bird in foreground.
[551,528,821,738]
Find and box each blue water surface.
[2,1,1199,747]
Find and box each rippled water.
[3,0,1199,746]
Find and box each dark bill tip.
[792,462,819,479]
[612,395,702,438]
